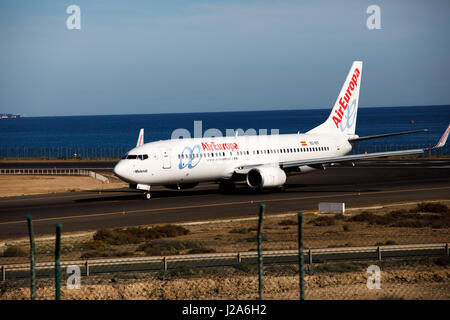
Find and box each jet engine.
[246,166,287,189]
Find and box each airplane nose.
[113,161,127,180]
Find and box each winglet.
[429,124,450,150]
[136,128,144,147]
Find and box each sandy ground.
[0,175,127,198]
[1,264,449,300]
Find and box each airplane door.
[160,149,171,169]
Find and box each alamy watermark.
[366,264,381,289]
[66,265,81,289]
[366,5,381,30]
[66,5,81,30]
[170,120,280,140]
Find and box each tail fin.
[136,128,144,147]
[429,124,450,150]
[308,61,363,136]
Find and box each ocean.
[0,105,449,158]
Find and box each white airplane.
[113,61,450,199]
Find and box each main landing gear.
[144,192,151,200]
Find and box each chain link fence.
[0,146,130,159]
[0,143,449,160]
[1,200,449,300]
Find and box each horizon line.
[11,103,450,118]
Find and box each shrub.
[347,211,375,222]
[309,216,336,226]
[313,261,366,273]
[80,249,134,260]
[2,246,27,257]
[347,208,450,228]
[415,202,449,214]
[137,240,205,256]
[278,220,297,226]
[93,225,189,245]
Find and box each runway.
[0,160,449,239]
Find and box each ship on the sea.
[0,113,25,119]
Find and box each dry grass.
[0,175,127,198]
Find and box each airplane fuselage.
[113,133,352,186]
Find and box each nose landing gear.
[135,184,151,200]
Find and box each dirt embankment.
[0,175,127,198]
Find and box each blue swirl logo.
[179,144,202,169]
[339,98,357,132]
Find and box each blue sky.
[1,0,449,116]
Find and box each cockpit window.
[138,154,149,160]
[126,155,138,159]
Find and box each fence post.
[298,212,305,300]
[257,203,265,301]
[55,223,62,300]
[237,252,241,264]
[163,257,167,271]
[446,243,449,255]
[377,246,382,261]
[26,215,36,300]
[85,261,90,277]
[1,266,5,282]
[308,249,312,265]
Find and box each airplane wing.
[234,124,449,174]
[281,148,424,169]
[282,124,449,169]
[348,129,428,142]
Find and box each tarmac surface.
[0,159,449,239]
